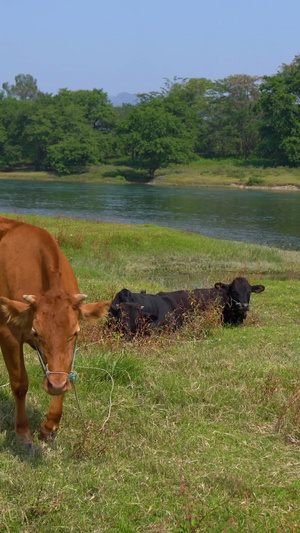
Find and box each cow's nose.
[241,303,249,310]
[48,377,68,389]
[44,374,69,394]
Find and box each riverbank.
[1,214,300,531]
[1,158,300,189]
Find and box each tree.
[0,98,34,168]
[259,55,300,165]
[55,89,117,158]
[2,74,44,100]
[119,84,198,179]
[56,88,115,131]
[44,131,99,174]
[200,75,262,158]
[22,99,101,173]
[0,86,115,172]
[178,77,214,155]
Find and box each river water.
[0,180,299,250]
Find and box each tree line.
[1,55,300,179]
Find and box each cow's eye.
[31,327,39,338]
[69,329,80,341]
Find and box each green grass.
[155,158,300,188]
[1,157,300,189]
[1,214,300,531]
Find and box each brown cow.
[0,215,110,444]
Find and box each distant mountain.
[108,92,138,106]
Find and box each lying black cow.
[109,288,182,338]
[158,277,265,325]
[214,276,265,324]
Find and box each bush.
[246,176,265,186]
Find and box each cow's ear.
[0,297,33,327]
[79,300,111,322]
[215,282,229,291]
[251,284,265,293]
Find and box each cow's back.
[0,216,79,299]
[193,288,226,306]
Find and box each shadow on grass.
[0,389,44,463]
[102,168,151,183]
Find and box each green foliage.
[23,101,102,173]
[2,60,300,174]
[119,84,198,179]
[2,73,44,100]
[259,55,300,165]
[0,81,116,173]
[246,176,265,186]
[56,88,116,134]
[0,98,34,167]
[44,133,99,174]
[199,74,262,158]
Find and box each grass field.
[1,158,300,189]
[0,214,300,532]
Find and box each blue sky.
[1,0,299,97]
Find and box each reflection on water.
[0,180,299,250]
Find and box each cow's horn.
[23,294,37,304]
[74,294,88,303]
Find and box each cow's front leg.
[40,394,65,441]
[0,334,33,444]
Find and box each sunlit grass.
[1,214,300,531]
[155,158,300,188]
[1,157,300,188]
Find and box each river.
[0,180,299,250]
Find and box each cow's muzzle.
[236,303,250,314]
[43,373,73,395]
[34,342,78,394]
[231,299,249,313]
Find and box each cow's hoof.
[24,441,35,449]
[16,431,34,448]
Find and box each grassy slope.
[0,214,300,531]
[156,158,300,188]
[1,158,300,188]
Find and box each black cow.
[158,277,265,325]
[214,276,265,324]
[157,288,217,311]
[109,288,182,338]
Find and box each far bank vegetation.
[1,56,300,187]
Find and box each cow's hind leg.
[0,334,33,444]
[40,395,65,441]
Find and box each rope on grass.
[73,364,115,433]
[72,381,86,427]
[72,335,219,431]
